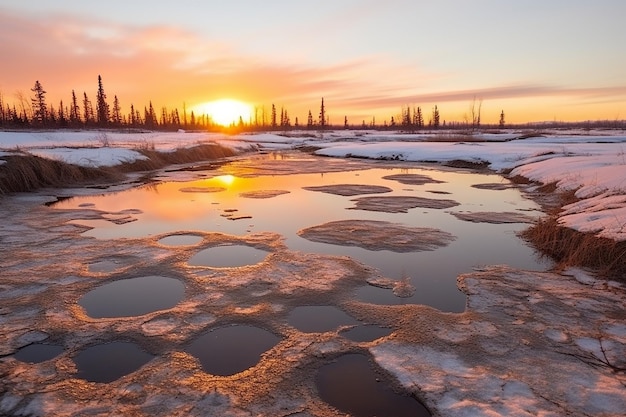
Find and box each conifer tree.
[96,75,109,126]
[307,110,313,128]
[319,98,326,129]
[30,80,48,126]
[499,110,505,128]
[83,92,94,125]
[432,105,440,128]
[271,104,277,128]
[69,90,81,126]
[112,95,122,126]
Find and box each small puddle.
[288,306,360,333]
[158,234,203,246]
[73,341,154,383]
[188,245,269,268]
[78,276,185,318]
[340,325,392,342]
[316,353,430,417]
[14,344,64,363]
[186,324,280,376]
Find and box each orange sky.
[1,2,626,125]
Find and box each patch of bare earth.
[471,182,517,190]
[297,219,456,252]
[239,190,290,199]
[302,184,392,196]
[349,196,459,213]
[382,173,445,185]
[451,211,535,224]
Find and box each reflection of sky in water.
[55,165,550,312]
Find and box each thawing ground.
[1,129,626,416]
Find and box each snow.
[3,128,624,240]
[1,133,626,416]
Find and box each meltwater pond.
[53,154,550,312]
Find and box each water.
[316,353,431,417]
[340,325,392,342]
[73,341,154,383]
[158,234,204,246]
[78,276,185,318]
[186,324,280,375]
[288,305,360,333]
[188,245,269,268]
[54,157,550,312]
[14,344,64,363]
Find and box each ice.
[2,130,626,416]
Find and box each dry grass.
[0,144,237,194]
[520,216,626,280]
[0,154,121,194]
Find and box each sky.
[1,0,626,125]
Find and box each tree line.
[2,76,624,132]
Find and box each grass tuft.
[0,144,237,195]
[520,215,626,281]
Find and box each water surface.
[55,160,550,312]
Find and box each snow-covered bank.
[1,138,625,416]
[4,128,623,241]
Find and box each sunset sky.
[1,0,625,125]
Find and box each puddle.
[14,344,64,363]
[288,306,360,333]
[73,341,154,383]
[53,158,551,312]
[316,353,430,417]
[186,324,280,376]
[158,234,203,246]
[188,245,269,268]
[78,276,185,318]
[340,325,392,342]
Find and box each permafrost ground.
[1,153,625,416]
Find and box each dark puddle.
[73,341,154,383]
[340,325,392,342]
[316,353,430,417]
[14,344,64,363]
[288,306,360,333]
[79,276,185,318]
[158,234,203,246]
[188,245,269,268]
[186,324,280,376]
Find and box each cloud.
[1,8,624,123]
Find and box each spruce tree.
[96,75,109,126]
[319,98,326,129]
[30,80,48,126]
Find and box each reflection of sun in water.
[216,174,235,186]
[194,99,252,126]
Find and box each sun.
[194,99,252,127]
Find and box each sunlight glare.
[195,99,252,126]
[216,174,235,186]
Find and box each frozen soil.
[1,154,625,417]
[298,220,456,252]
[451,211,536,224]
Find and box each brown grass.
[520,212,626,281]
[0,154,121,194]
[0,144,237,195]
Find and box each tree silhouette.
[30,80,47,126]
[499,110,505,128]
[432,105,440,128]
[96,75,109,126]
[319,97,326,129]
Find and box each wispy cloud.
[1,8,624,122]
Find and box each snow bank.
[2,129,626,240]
